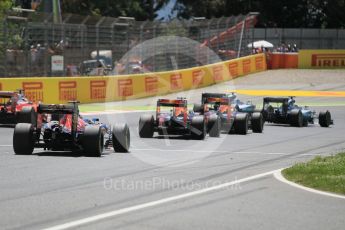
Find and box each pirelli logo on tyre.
[118,79,133,97]
[229,62,239,77]
[90,80,106,99]
[59,81,77,101]
[145,77,158,94]
[311,54,345,67]
[212,65,223,81]
[192,69,204,87]
[255,56,264,70]
[242,59,251,74]
[22,82,44,102]
[170,74,183,90]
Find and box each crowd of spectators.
[252,43,299,55]
[275,43,298,53]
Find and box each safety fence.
[0,53,266,104]
[0,11,257,78]
[251,28,345,50]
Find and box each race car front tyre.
[16,106,37,127]
[83,126,104,157]
[208,115,221,137]
[13,123,34,155]
[112,123,130,153]
[234,113,248,135]
[251,112,264,133]
[290,109,303,127]
[319,111,332,127]
[193,103,203,113]
[191,116,206,140]
[139,114,154,138]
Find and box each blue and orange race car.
[194,93,264,135]
[13,101,130,157]
[139,98,206,139]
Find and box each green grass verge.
[282,152,345,195]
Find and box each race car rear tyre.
[262,105,274,122]
[251,112,264,133]
[234,113,248,135]
[193,103,203,113]
[16,106,37,127]
[319,111,332,127]
[191,116,206,140]
[139,114,154,138]
[13,123,34,155]
[112,123,130,153]
[290,109,303,127]
[208,115,221,137]
[83,126,104,157]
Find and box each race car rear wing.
[204,97,230,105]
[37,103,77,114]
[157,99,187,107]
[263,97,290,103]
[201,93,236,104]
[0,91,17,98]
[38,101,80,140]
[202,93,227,98]
[201,93,226,102]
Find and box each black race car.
[262,97,333,127]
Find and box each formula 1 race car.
[0,90,37,124]
[262,97,333,127]
[231,93,264,133]
[13,101,130,157]
[193,93,263,135]
[139,98,206,140]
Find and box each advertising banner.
[0,54,267,104]
[299,50,345,69]
[51,55,64,72]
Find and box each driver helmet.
[288,98,295,106]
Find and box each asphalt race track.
[1,70,345,230]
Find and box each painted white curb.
[274,169,345,200]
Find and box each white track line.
[274,169,345,199]
[131,148,229,153]
[43,169,280,230]
[131,148,287,155]
[299,153,323,156]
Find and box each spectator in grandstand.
[30,45,38,63]
[275,43,298,53]
[286,44,292,52]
